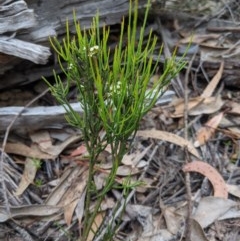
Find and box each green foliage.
[34,178,43,187]
[32,158,42,170]
[43,0,186,239]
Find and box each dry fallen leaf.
[4,142,53,159]
[218,204,240,220]
[75,189,86,226]
[162,206,183,235]
[188,95,224,116]
[220,117,240,139]
[193,197,236,228]
[60,169,88,225]
[170,96,204,118]
[199,38,231,62]
[116,165,140,176]
[0,205,62,222]
[30,131,52,151]
[45,166,87,205]
[182,160,228,199]
[170,95,224,117]
[64,199,79,226]
[87,212,105,241]
[201,61,224,98]
[191,219,210,241]
[15,157,38,196]
[194,112,224,147]
[226,184,240,198]
[121,144,152,167]
[30,131,82,157]
[70,144,88,157]
[137,129,200,158]
[179,33,221,45]
[226,100,240,115]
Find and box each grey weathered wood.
[0,103,83,132]
[0,64,63,89]
[0,91,175,132]
[0,0,50,65]
[0,0,147,89]
[0,8,36,33]
[0,38,51,64]
[0,0,28,17]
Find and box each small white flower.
[109,81,122,94]
[88,45,99,57]
[90,45,99,52]
[116,81,121,90]
[68,63,74,70]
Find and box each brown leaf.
[30,131,52,151]
[170,96,204,118]
[189,95,224,116]
[61,169,88,225]
[45,166,87,205]
[4,142,53,159]
[64,199,79,226]
[0,205,62,222]
[182,161,228,199]
[121,144,152,167]
[70,144,88,157]
[201,61,224,98]
[179,34,221,44]
[170,95,224,117]
[15,157,38,196]
[30,131,82,157]
[137,130,200,158]
[194,112,224,147]
[87,212,105,241]
[226,100,240,115]
[116,165,140,176]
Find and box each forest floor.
[1,1,240,240]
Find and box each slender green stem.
[82,146,124,240]
[83,152,95,237]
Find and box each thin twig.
[183,54,196,241]
[0,88,49,214]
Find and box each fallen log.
[0,0,146,89]
[0,91,175,133]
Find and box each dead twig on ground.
[183,54,196,240]
[0,88,49,215]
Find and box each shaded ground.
[1,1,240,240]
